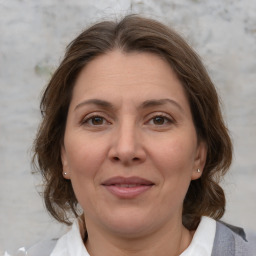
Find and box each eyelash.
[80,113,174,127]
[146,113,174,126]
[81,114,110,126]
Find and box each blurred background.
[0,0,255,254]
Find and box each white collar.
[50,217,89,256]
[180,216,216,256]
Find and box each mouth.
[101,176,154,198]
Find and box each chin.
[98,209,159,238]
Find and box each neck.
[84,218,193,256]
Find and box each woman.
[29,15,251,255]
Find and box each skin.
[61,50,207,256]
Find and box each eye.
[82,115,109,126]
[152,116,168,125]
[147,114,173,126]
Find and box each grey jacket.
[211,221,253,256]
[16,221,254,256]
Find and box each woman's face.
[61,50,206,237]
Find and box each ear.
[61,146,71,179]
[191,140,207,180]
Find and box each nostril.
[113,157,119,161]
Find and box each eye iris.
[92,117,103,125]
[153,116,165,125]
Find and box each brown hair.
[33,15,232,230]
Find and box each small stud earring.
[64,172,67,175]
[197,169,201,173]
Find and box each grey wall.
[0,0,255,254]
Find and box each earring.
[64,172,67,176]
[197,169,201,173]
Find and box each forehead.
[76,50,175,86]
[70,50,190,111]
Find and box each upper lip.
[102,176,154,186]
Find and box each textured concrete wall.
[0,0,255,254]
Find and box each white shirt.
[180,216,216,256]
[51,218,89,256]
[50,216,216,256]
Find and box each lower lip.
[103,185,153,198]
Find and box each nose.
[108,119,146,165]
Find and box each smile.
[102,176,154,198]
[114,184,142,188]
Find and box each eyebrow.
[74,99,115,111]
[140,98,184,112]
[74,98,184,112]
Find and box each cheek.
[149,134,197,201]
[67,145,103,176]
[64,130,108,171]
[65,143,105,209]
[151,135,197,175]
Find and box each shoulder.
[14,218,86,256]
[29,239,58,255]
[10,239,58,256]
[212,220,254,256]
